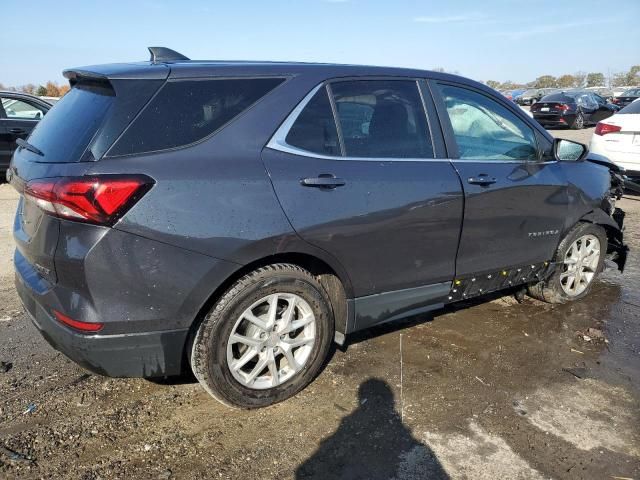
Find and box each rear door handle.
[301,174,346,189]
[467,175,497,186]
[9,128,26,134]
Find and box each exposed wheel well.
[183,253,350,370]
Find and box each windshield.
[26,82,115,163]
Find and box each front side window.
[109,77,285,156]
[437,84,538,161]
[1,97,46,120]
[330,80,433,158]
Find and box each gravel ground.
[0,126,639,479]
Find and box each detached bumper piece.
[608,208,629,273]
[448,262,556,302]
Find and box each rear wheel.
[571,111,584,129]
[528,223,606,304]
[191,264,334,408]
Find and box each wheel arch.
[576,209,627,271]
[183,251,353,368]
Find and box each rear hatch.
[8,65,167,285]
[531,101,573,120]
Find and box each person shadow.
[296,379,450,480]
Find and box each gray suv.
[9,48,628,408]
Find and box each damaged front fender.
[581,208,628,273]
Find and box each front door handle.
[9,128,26,135]
[301,174,346,189]
[467,175,497,186]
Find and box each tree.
[0,82,5,90]
[573,71,586,88]
[35,85,47,96]
[58,84,70,96]
[486,80,501,89]
[586,72,605,87]
[19,83,37,94]
[535,75,557,88]
[45,81,60,97]
[557,75,575,88]
[626,65,640,86]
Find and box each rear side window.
[109,78,285,156]
[27,83,115,163]
[331,80,433,158]
[285,87,340,156]
[437,84,538,161]
[1,98,46,119]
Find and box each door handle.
[9,128,26,134]
[467,175,497,186]
[301,174,346,189]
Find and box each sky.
[1,0,638,87]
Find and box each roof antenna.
[148,47,190,63]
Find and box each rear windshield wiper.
[16,138,44,157]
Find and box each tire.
[191,264,334,408]
[571,111,584,130]
[528,223,607,304]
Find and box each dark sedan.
[1,91,51,177]
[612,88,640,108]
[531,90,618,129]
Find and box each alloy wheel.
[560,234,601,296]
[226,293,316,389]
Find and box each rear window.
[108,78,285,156]
[619,100,640,114]
[27,83,115,163]
[540,93,573,102]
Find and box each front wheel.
[528,223,607,304]
[191,264,334,408]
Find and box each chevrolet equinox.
[8,47,628,408]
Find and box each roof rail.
[148,47,190,63]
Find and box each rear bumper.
[533,114,574,127]
[15,264,189,377]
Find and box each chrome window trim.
[267,80,440,162]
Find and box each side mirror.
[554,138,587,161]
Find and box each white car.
[589,99,640,181]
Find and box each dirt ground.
[1,126,639,479]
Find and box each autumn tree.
[586,72,605,87]
[486,80,501,89]
[44,81,61,97]
[557,75,575,88]
[535,75,557,88]
[58,84,70,96]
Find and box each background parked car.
[510,89,527,103]
[612,87,640,108]
[0,91,51,177]
[516,89,540,105]
[590,99,640,181]
[586,86,614,101]
[531,90,618,129]
[612,86,638,97]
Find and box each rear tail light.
[595,122,622,136]
[54,310,104,333]
[612,98,619,104]
[24,175,153,226]
[558,104,571,111]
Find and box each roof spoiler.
[148,47,190,63]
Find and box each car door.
[0,101,12,172]
[263,78,464,329]
[429,80,568,278]
[0,95,48,163]
[590,93,614,122]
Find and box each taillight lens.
[54,310,104,333]
[612,98,619,104]
[558,104,571,111]
[24,175,153,225]
[594,122,622,136]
